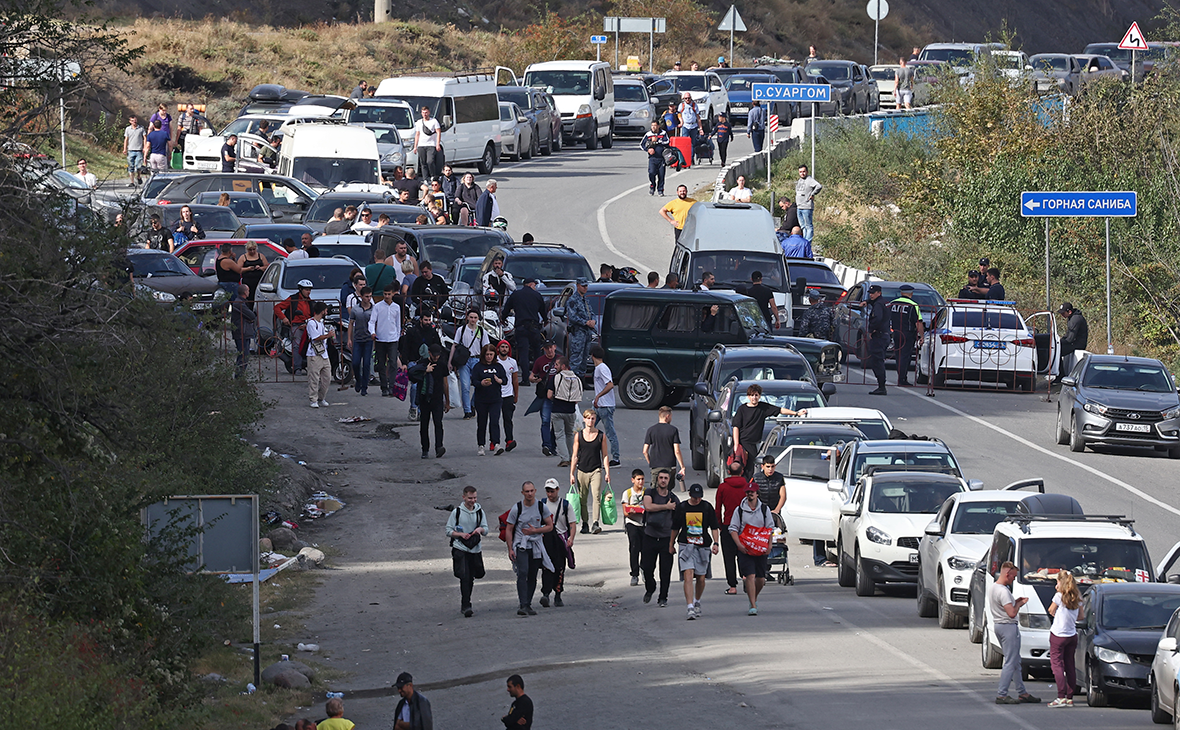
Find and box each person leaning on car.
[1055,302,1089,381]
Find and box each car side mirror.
[967,479,984,491]
[290,213,304,223]
[1160,637,1178,653]
[827,478,844,493]
[441,116,453,132]
[594,87,605,101]
[271,211,284,220]
[552,306,566,319]
[839,502,859,516]
[924,520,943,537]
[821,382,837,398]
[816,76,830,85]
[1060,376,1077,387]
[258,282,275,293]
[694,382,710,396]
[200,269,216,277]
[706,410,722,423]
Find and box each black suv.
[477,243,594,299]
[372,226,512,273]
[599,288,844,409]
[154,172,319,222]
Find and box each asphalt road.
[250,133,1180,730]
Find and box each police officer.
[565,277,594,377]
[889,284,925,387]
[503,277,547,373]
[641,120,670,196]
[865,284,889,395]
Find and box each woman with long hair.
[470,343,506,456]
[569,408,610,534]
[1047,570,1083,707]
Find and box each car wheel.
[1087,661,1108,707]
[602,123,613,148]
[916,354,929,384]
[476,144,496,175]
[1170,443,1180,459]
[662,386,685,407]
[1069,413,1086,453]
[916,567,937,617]
[618,366,663,409]
[541,130,553,156]
[1151,678,1171,723]
[553,131,562,152]
[837,539,855,587]
[585,130,598,150]
[522,132,534,160]
[1055,406,1070,445]
[937,574,965,629]
[981,622,1003,669]
[690,421,707,471]
[968,594,984,643]
[854,547,875,596]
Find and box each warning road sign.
[1119,21,1148,51]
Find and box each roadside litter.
[337,415,372,423]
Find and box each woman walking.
[1047,571,1083,707]
[713,113,733,166]
[451,308,490,419]
[569,408,610,535]
[471,344,506,455]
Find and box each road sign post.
[718,5,746,65]
[753,83,831,176]
[1119,21,1148,85]
[866,0,889,67]
[591,35,607,63]
[1021,191,1138,356]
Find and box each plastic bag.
[391,369,409,401]
[600,484,617,526]
[566,482,581,523]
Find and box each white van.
[276,122,380,193]
[372,72,502,174]
[523,60,614,150]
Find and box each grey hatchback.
[1056,353,1180,457]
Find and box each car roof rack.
[1004,513,1136,535]
[772,416,871,427]
[864,464,959,475]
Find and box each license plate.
[909,553,919,564]
[732,105,748,110]
[1115,423,1151,433]
[974,341,1006,350]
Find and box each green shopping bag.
[600,482,618,525]
[566,482,581,523]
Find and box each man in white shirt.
[305,302,335,408]
[369,284,403,398]
[590,346,620,466]
[728,175,752,203]
[76,159,97,188]
[413,105,443,181]
[991,561,1040,704]
[288,233,311,261]
[497,339,520,452]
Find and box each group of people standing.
[122,104,204,186]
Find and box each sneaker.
[553,595,563,607]
[897,380,910,387]
[748,607,758,616]
[478,446,485,456]
[558,460,571,467]
[408,407,418,420]
[630,576,639,586]
[463,608,473,618]
[318,400,330,407]
[463,411,475,420]
[643,590,654,604]
[436,447,446,458]
[687,606,696,620]
[1047,698,1069,708]
[581,523,590,535]
[657,598,668,608]
[494,445,504,455]
[518,607,528,616]
[542,446,554,457]
[868,387,887,395]
[592,521,601,534]
[1018,694,1040,704]
[693,601,701,617]
[421,452,429,459]
[524,605,537,616]
[310,402,319,408]
[609,459,621,466]
[539,595,550,608]
[995,696,1020,705]
[506,440,517,452]
[649,185,655,196]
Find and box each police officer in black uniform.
[503,276,547,373]
[889,284,925,387]
[865,284,889,395]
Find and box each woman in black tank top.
[569,408,610,534]
[215,242,242,296]
[237,242,269,304]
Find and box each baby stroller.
[693,136,714,165]
[767,512,794,586]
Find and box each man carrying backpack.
[504,481,554,616]
[540,478,577,608]
[445,486,489,618]
[548,357,583,467]
[728,485,775,616]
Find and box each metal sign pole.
[1044,218,1050,311]
[810,102,816,175]
[874,1,880,67]
[730,26,735,63]
[615,29,619,70]
[650,21,655,73]
[1105,217,1113,354]
[252,496,261,687]
[1132,49,1137,85]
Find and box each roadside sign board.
[718,5,747,32]
[1119,22,1149,51]
[1020,191,1137,217]
[590,35,608,44]
[752,83,831,103]
[604,16,666,33]
[866,0,889,21]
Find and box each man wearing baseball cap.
[670,483,720,620]
[393,671,433,730]
[728,483,775,615]
[540,478,577,608]
[566,277,595,377]
[969,258,991,297]
[864,284,890,395]
[1056,302,1088,381]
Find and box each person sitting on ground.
[728,175,753,203]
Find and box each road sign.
[1020,191,1137,217]
[604,16,666,33]
[718,5,746,32]
[866,0,889,20]
[752,83,831,103]
[1119,21,1148,51]
[590,35,607,44]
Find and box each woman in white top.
[728,175,752,203]
[1046,571,1083,707]
[450,309,490,419]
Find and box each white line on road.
[900,388,1180,518]
[596,168,692,272]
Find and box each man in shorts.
[728,484,774,615]
[670,483,720,620]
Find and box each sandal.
[724,587,738,595]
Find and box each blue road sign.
[590,35,608,44]
[1020,191,1137,217]
[752,83,831,103]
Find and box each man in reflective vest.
[889,284,925,387]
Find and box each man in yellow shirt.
[317,698,354,730]
[660,185,695,243]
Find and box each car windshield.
[1084,45,1131,63]
[723,362,811,383]
[306,197,384,223]
[314,244,372,266]
[388,96,442,119]
[869,68,897,81]
[840,419,889,439]
[725,76,770,91]
[735,299,772,334]
[614,84,648,101]
[163,208,241,231]
[369,127,403,146]
[1019,538,1152,586]
[1100,593,1180,631]
[52,169,89,191]
[1031,55,1070,72]
[993,54,1025,70]
[950,311,1024,329]
[765,429,857,465]
[457,263,482,287]
[281,265,354,290]
[291,158,379,189]
[131,253,193,278]
[226,197,268,218]
[807,64,851,80]
[673,75,707,91]
[349,105,414,128]
[143,175,179,199]
[524,71,591,95]
[1082,362,1174,392]
[732,391,825,416]
[788,262,842,287]
[417,230,505,263]
[505,256,593,283]
[921,49,976,66]
[692,253,785,291]
[498,90,530,108]
[499,105,516,122]
[869,480,962,513]
[853,451,960,480]
[950,501,1022,534]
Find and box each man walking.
[641,469,680,607]
[274,279,314,373]
[865,284,890,395]
[565,277,595,377]
[640,120,669,196]
[505,482,554,617]
[715,460,748,595]
[348,286,376,396]
[888,284,924,387]
[677,92,701,147]
[504,278,547,374]
[795,165,822,241]
[413,106,443,181]
[643,406,685,483]
[123,114,146,187]
[747,100,766,153]
[1056,302,1088,379]
[540,478,577,608]
[670,483,720,620]
[548,356,583,467]
[496,339,520,452]
[146,119,172,173]
[729,484,774,615]
[622,470,646,586]
[445,486,488,618]
[393,672,434,730]
[305,302,335,408]
[895,57,916,110]
[370,284,402,397]
[660,185,695,243]
[991,561,1040,705]
[590,346,620,466]
[409,343,449,458]
[502,675,533,729]
[528,339,559,456]
[230,283,256,379]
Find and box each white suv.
[837,471,968,596]
[664,71,728,133]
[917,299,1054,391]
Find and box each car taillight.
[940,334,969,344]
[1012,338,1036,347]
[157,199,170,205]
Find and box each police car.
[916,299,1039,391]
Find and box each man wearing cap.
[798,288,836,339]
[957,270,982,299]
[1056,302,1088,380]
[968,258,992,297]
[274,279,315,374]
[729,483,775,615]
[540,478,577,608]
[409,342,450,458]
[503,277,547,374]
[393,672,433,730]
[747,100,766,153]
[864,284,890,395]
[670,483,720,620]
[889,284,925,387]
[641,469,681,607]
[565,278,595,377]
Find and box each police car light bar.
[945,299,1018,306]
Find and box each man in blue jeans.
[795,164,823,242]
[991,561,1040,705]
[505,482,553,616]
[590,346,621,465]
[528,340,559,456]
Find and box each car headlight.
[151,289,176,303]
[1095,646,1131,664]
[866,526,891,545]
[947,556,976,571]
[212,288,229,303]
[1083,402,1109,416]
[1018,613,1051,629]
[576,104,592,118]
[634,108,651,119]
[1163,406,1180,420]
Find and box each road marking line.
[900,388,1180,518]
[795,591,1041,730]
[596,168,692,272]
